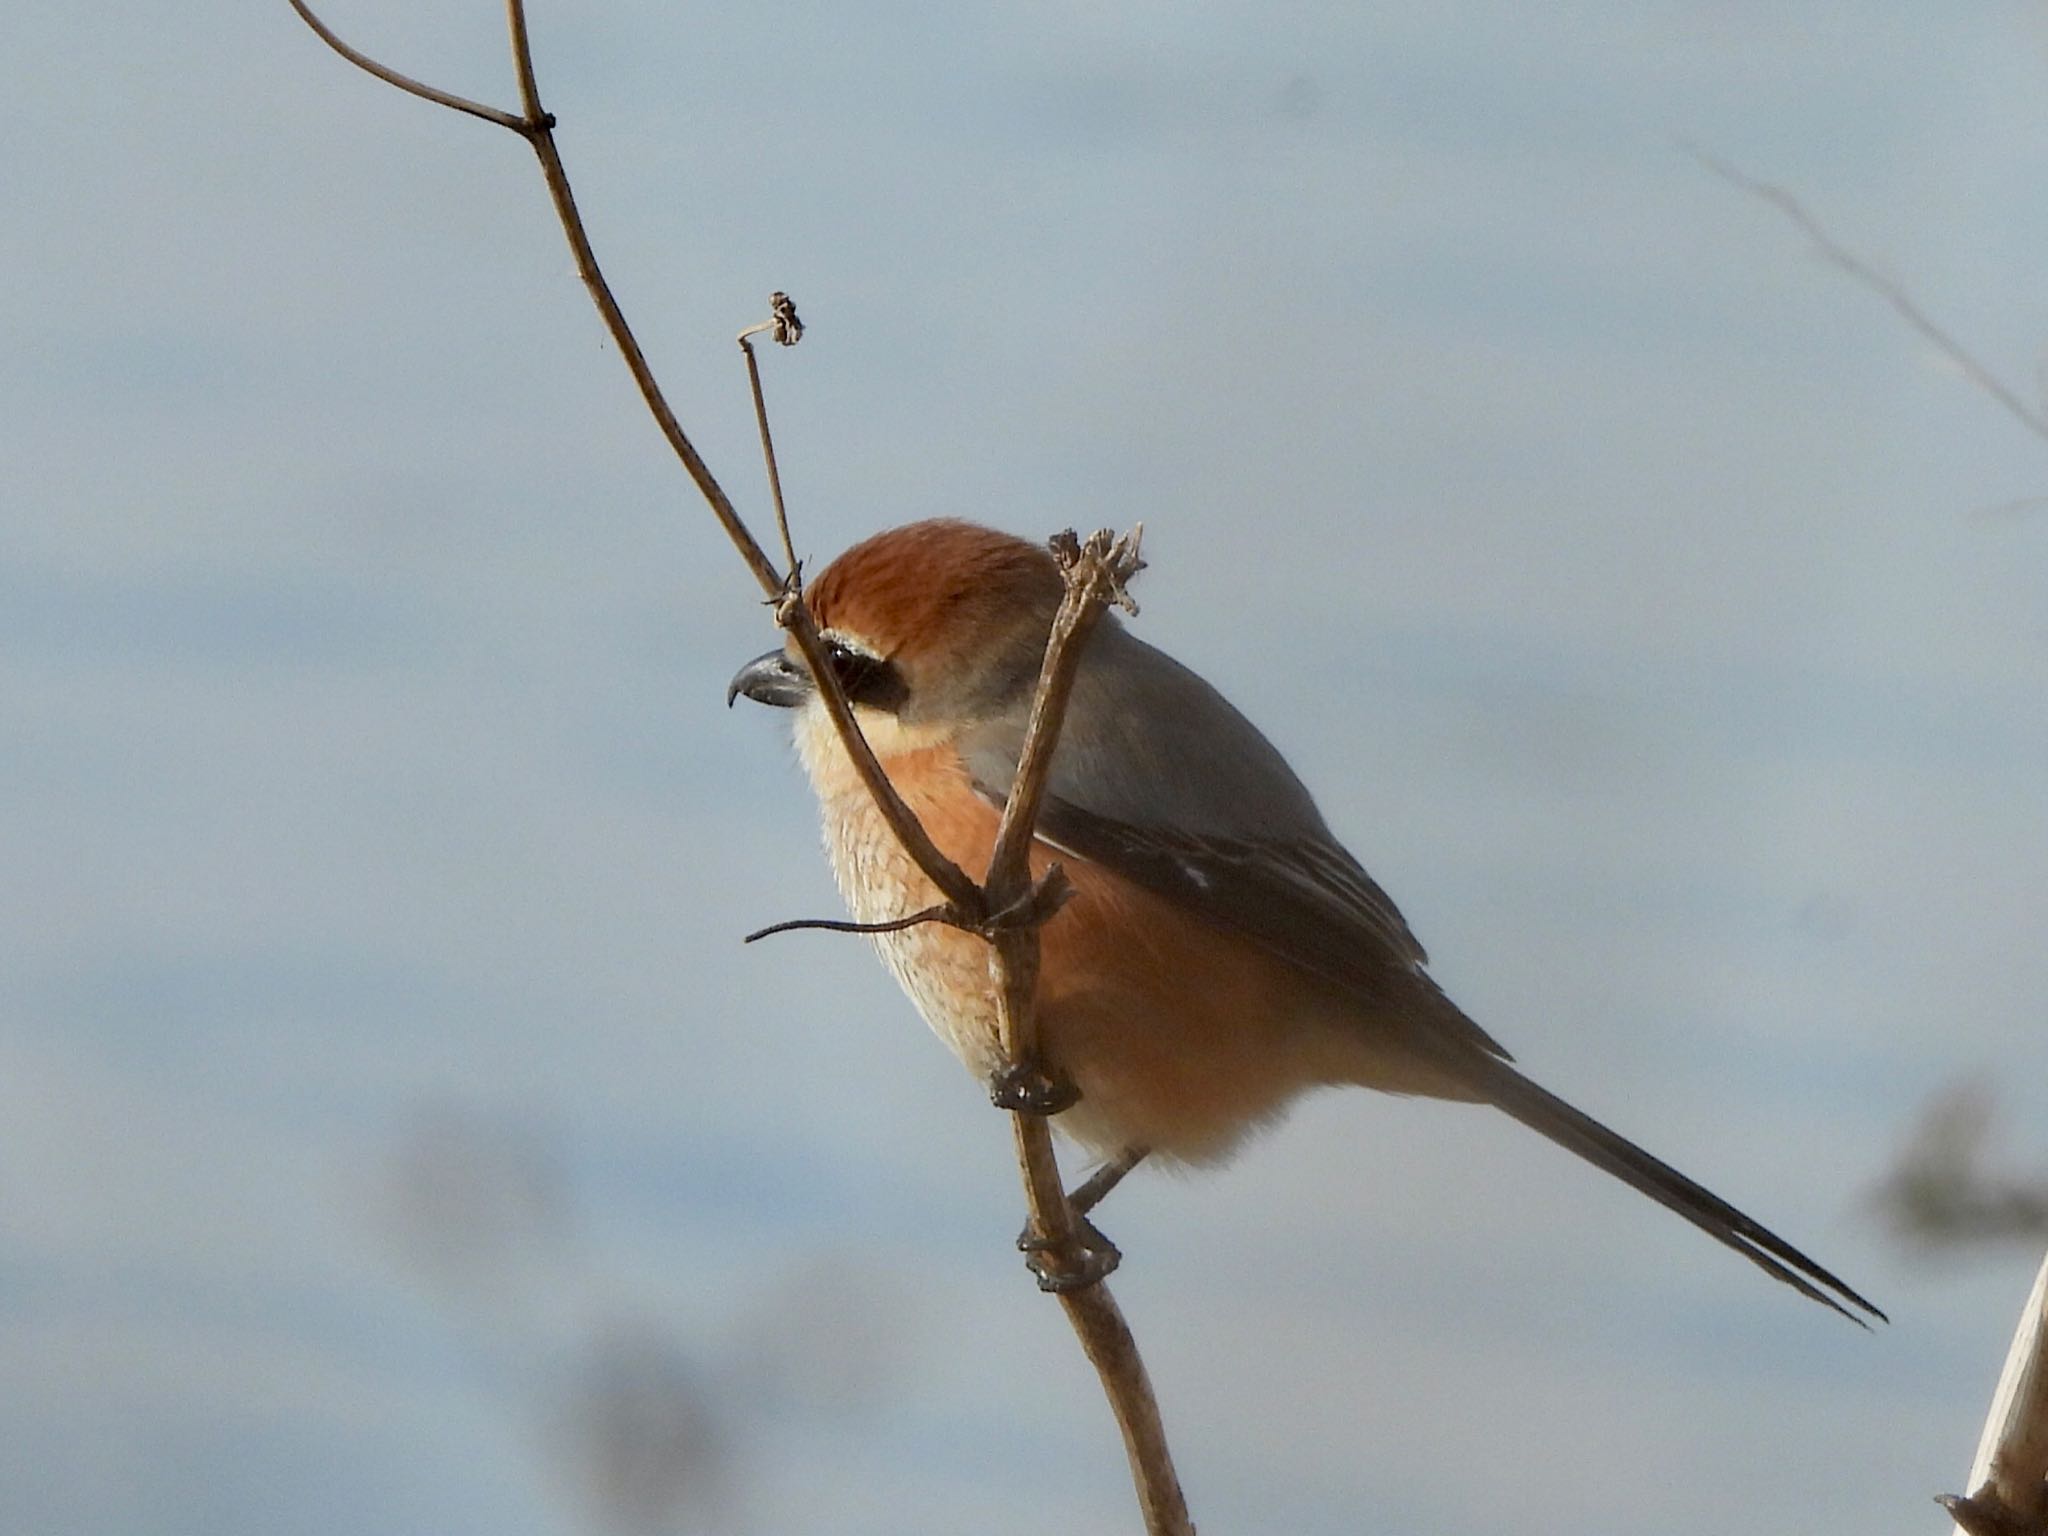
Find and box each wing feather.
[953,617,1887,1321]
[957,620,1508,1060]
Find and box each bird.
[729,518,1883,1322]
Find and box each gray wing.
[964,626,1896,1325]
[958,619,1508,1057]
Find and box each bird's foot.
[1016,1214,1121,1294]
[988,1059,1079,1116]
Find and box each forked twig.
[288,5,1188,1530]
[295,0,968,911]
[284,0,529,132]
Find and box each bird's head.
[727,519,1066,756]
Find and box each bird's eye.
[819,643,876,696]
[822,639,907,713]
[825,639,874,687]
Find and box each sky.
[5,1,2048,1532]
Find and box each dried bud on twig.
[768,291,803,346]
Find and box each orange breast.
[797,725,1368,1164]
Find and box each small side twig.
[743,905,956,944]
[285,0,529,132]
[738,292,805,586]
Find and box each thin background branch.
[1686,142,2048,447]
[1700,134,2048,1523]
[1876,1084,2048,1255]
[287,3,1190,1529]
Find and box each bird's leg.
[1070,1145,1148,1217]
[1015,1146,1148,1294]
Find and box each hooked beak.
[727,647,813,709]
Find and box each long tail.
[1457,1052,1886,1325]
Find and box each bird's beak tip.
[727,647,811,710]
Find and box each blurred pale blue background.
[4,2,2046,1532]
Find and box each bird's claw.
[1016,1215,1121,1293]
[988,1059,1079,1116]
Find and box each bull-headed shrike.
[731,518,1881,1322]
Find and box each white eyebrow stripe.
[818,627,886,661]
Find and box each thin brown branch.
[984,527,1146,911]
[494,3,779,595]
[292,7,1180,1527]
[775,593,983,911]
[503,0,976,907]
[511,121,979,896]
[1059,1291,1190,1533]
[1687,142,2048,445]
[502,0,542,129]
[289,0,974,909]
[533,1,985,911]
[737,295,803,586]
[977,526,1188,1534]
[287,0,530,132]
[983,531,1148,1220]
[981,529,1148,1223]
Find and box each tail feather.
[1458,1053,1886,1326]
